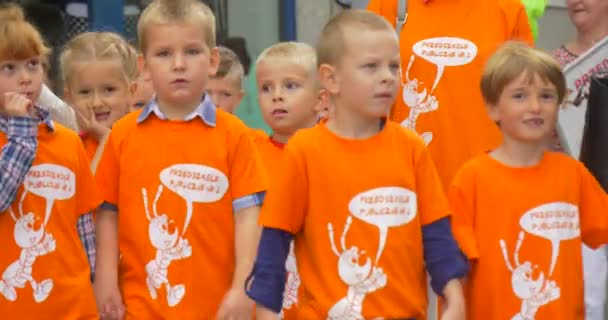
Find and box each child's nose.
[91,92,104,109]
[529,99,542,112]
[172,53,186,70]
[17,67,32,86]
[272,88,283,102]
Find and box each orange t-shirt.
[259,121,449,319]
[449,152,608,320]
[0,123,100,319]
[368,0,533,189]
[253,133,300,319]
[81,134,99,163]
[95,110,267,319]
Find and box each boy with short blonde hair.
[254,41,319,144]
[247,10,467,319]
[207,46,245,114]
[250,41,320,319]
[450,42,608,320]
[94,0,266,319]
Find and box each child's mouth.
[523,118,544,126]
[271,109,288,116]
[95,112,111,121]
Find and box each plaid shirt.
[0,109,96,281]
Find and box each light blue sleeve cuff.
[232,191,265,212]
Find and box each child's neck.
[490,138,545,167]
[325,105,381,140]
[157,97,200,120]
[271,132,291,144]
[272,117,317,144]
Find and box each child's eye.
[364,63,377,69]
[186,48,201,55]
[285,82,299,90]
[27,59,40,68]
[1,63,15,73]
[222,92,232,98]
[104,86,117,93]
[389,63,400,71]
[134,101,146,109]
[156,50,170,57]
[541,92,556,101]
[78,89,90,95]
[260,85,271,93]
[512,93,525,100]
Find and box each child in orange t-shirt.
[253,41,320,319]
[247,10,468,320]
[0,4,100,318]
[93,0,266,319]
[60,31,138,165]
[449,42,608,320]
[208,46,246,114]
[367,0,533,190]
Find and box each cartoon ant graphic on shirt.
[500,231,560,320]
[400,54,438,146]
[0,191,55,303]
[327,216,387,320]
[142,185,192,307]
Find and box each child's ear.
[318,64,338,95]
[137,54,145,73]
[208,47,220,77]
[486,103,500,122]
[129,81,138,96]
[236,89,245,102]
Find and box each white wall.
[227,0,279,59]
[537,4,577,51]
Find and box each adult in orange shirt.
[247,10,467,320]
[253,41,319,319]
[368,0,533,190]
[0,4,100,318]
[93,0,266,319]
[450,42,608,320]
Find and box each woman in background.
[551,1,608,319]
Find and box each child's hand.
[72,105,110,141]
[216,288,253,320]
[94,281,125,320]
[2,92,33,117]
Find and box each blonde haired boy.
[94,0,266,319]
[247,10,467,320]
[207,46,245,114]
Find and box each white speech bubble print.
[160,164,229,235]
[348,187,417,263]
[24,164,76,225]
[412,37,478,92]
[519,202,580,276]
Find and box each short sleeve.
[95,130,120,207]
[366,0,397,27]
[510,1,534,45]
[414,143,450,225]
[578,162,608,249]
[258,143,308,234]
[229,130,267,200]
[448,169,481,260]
[75,138,102,215]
